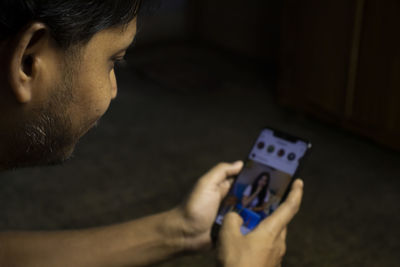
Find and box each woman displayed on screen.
[241,172,271,214]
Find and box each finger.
[260,179,304,234]
[218,178,234,198]
[280,227,287,241]
[201,161,243,185]
[279,230,287,258]
[220,212,244,240]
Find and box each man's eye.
[113,58,127,68]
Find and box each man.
[0,1,304,266]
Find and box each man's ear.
[8,22,51,104]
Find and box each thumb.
[220,212,243,239]
[201,161,243,185]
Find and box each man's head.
[0,0,141,169]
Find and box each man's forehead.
[110,18,137,43]
[88,18,137,50]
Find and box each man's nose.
[110,69,118,99]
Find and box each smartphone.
[212,127,312,240]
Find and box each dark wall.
[136,0,283,63]
[136,0,191,45]
[194,0,283,61]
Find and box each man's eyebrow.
[114,38,137,55]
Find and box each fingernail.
[296,179,304,188]
[232,160,243,167]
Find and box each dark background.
[1,0,400,266]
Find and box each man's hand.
[174,161,244,250]
[218,179,304,267]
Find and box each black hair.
[250,172,271,207]
[0,0,142,48]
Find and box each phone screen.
[214,128,310,235]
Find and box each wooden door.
[349,0,400,148]
[279,0,358,119]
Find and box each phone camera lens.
[257,142,265,149]
[288,153,296,161]
[267,145,275,153]
[278,149,285,157]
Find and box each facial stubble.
[6,61,79,169]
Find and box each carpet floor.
[1,44,399,267]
